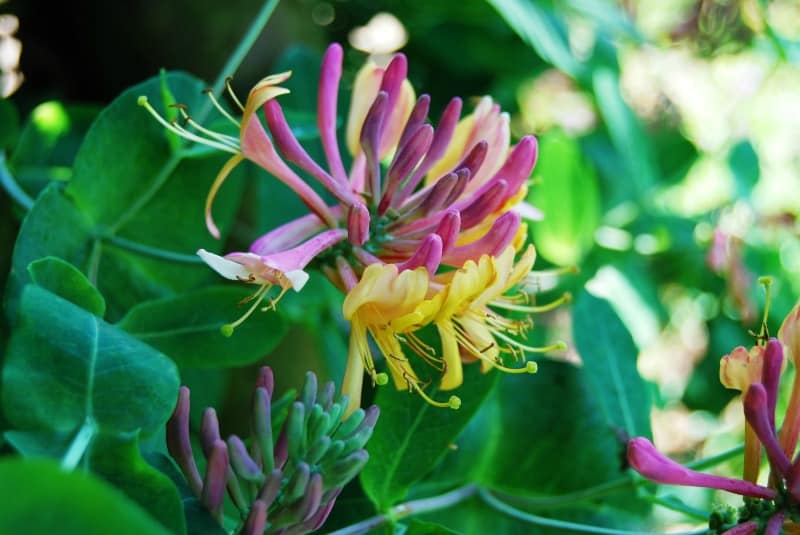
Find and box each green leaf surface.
[487,0,582,78]
[529,131,601,265]
[592,67,658,196]
[89,433,186,535]
[573,290,652,440]
[7,72,246,320]
[28,256,106,316]
[361,365,497,511]
[729,140,760,200]
[404,518,459,534]
[0,458,171,535]
[117,285,288,368]
[2,284,179,436]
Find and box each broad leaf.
[28,256,106,316]
[118,285,288,368]
[0,458,170,535]
[573,290,652,440]
[3,284,179,436]
[528,131,601,266]
[361,365,497,511]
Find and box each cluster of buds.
[140,43,569,414]
[167,367,378,534]
[626,286,800,534]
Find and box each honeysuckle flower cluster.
[141,43,568,414]
[626,297,800,534]
[167,367,377,534]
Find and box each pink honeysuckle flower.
[141,43,568,412]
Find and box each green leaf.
[117,285,288,368]
[729,141,759,200]
[487,0,582,78]
[89,433,186,535]
[592,67,658,196]
[404,519,459,534]
[528,131,600,265]
[361,365,497,511]
[8,72,246,320]
[28,256,106,316]
[2,284,179,436]
[0,458,171,535]
[573,290,652,440]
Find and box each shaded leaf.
[0,458,170,535]
[2,284,179,436]
[361,365,497,511]
[573,290,652,440]
[28,256,106,316]
[118,285,288,368]
[0,97,19,150]
[529,131,601,265]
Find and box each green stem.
[500,477,633,509]
[327,484,478,535]
[478,488,707,535]
[208,0,281,100]
[641,493,709,521]
[103,234,203,264]
[685,442,744,471]
[0,153,34,210]
[61,419,97,471]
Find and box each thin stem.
[61,419,97,470]
[327,484,478,535]
[0,153,34,210]
[208,0,281,101]
[103,234,203,264]
[640,493,709,521]
[500,477,633,509]
[685,442,744,471]
[478,488,707,535]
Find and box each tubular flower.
[141,43,568,413]
[628,331,800,533]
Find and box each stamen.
[137,96,239,155]
[404,374,461,409]
[225,77,245,111]
[172,106,240,148]
[492,331,568,354]
[202,88,241,127]
[490,292,572,314]
[221,284,270,337]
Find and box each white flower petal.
[285,269,310,291]
[197,249,251,281]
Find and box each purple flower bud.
[255,366,275,397]
[434,210,461,254]
[253,386,274,473]
[442,169,471,207]
[379,124,434,215]
[458,179,508,230]
[166,386,203,496]
[326,450,369,488]
[228,435,264,483]
[318,43,348,184]
[308,490,340,531]
[360,91,388,200]
[258,468,284,507]
[398,95,431,149]
[744,383,791,478]
[761,338,784,430]
[202,439,230,517]
[627,437,775,499]
[453,140,488,181]
[241,499,268,535]
[295,473,323,522]
[347,202,370,246]
[200,407,221,458]
[443,211,520,267]
[274,427,289,469]
[249,213,327,256]
[491,135,538,204]
[395,234,443,275]
[264,99,351,204]
[377,54,408,153]
[722,521,758,535]
[765,512,785,535]
[411,172,458,217]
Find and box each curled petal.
[743,383,791,478]
[318,43,349,184]
[720,345,765,392]
[627,437,776,499]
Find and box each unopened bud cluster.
[167,367,379,534]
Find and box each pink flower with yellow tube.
[140,43,567,413]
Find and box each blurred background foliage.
[2,0,800,532]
